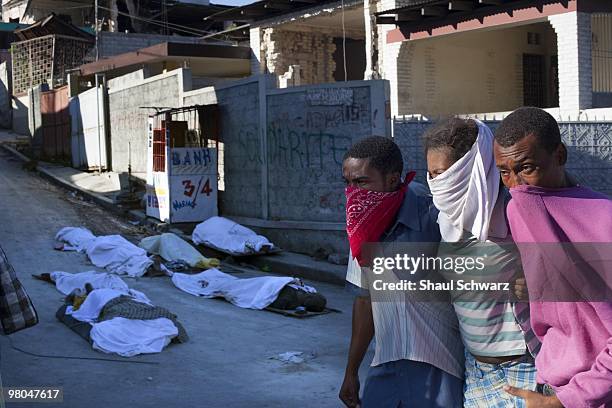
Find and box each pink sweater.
[507,185,612,408]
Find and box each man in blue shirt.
[339,136,464,408]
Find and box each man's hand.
[513,277,529,300]
[339,372,361,408]
[504,385,564,408]
[340,296,373,407]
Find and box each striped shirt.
[437,230,540,358]
[346,186,465,380]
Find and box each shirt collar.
[388,186,422,234]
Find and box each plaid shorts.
[463,351,537,408]
[0,244,38,334]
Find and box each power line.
[25,3,245,42]
[97,5,212,36]
[161,0,169,35]
[95,0,99,60]
[198,23,250,41]
[34,2,213,37]
[97,5,229,39]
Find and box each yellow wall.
[396,22,557,116]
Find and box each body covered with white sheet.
[192,217,274,255]
[51,271,180,357]
[55,228,153,277]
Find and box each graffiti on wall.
[306,88,354,106]
[265,86,374,221]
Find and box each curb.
[247,254,347,285]
[1,143,347,286]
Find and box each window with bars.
[523,54,545,107]
[152,128,166,172]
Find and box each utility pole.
[363,0,379,80]
[95,0,99,61]
[95,0,102,172]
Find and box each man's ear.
[387,171,401,188]
[555,143,568,166]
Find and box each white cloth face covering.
[427,119,508,242]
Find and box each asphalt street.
[0,149,369,408]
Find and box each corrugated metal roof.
[374,0,557,27]
[14,14,94,41]
[204,0,342,22]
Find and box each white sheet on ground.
[52,273,178,357]
[192,217,274,255]
[51,271,151,305]
[139,233,218,269]
[55,228,153,278]
[171,268,309,309]
[91,317,178,357]
[55,227,96,252]
[51,271,129,294]
[67,287,152,323]
[86,235,152,278]
[69,288,126,322]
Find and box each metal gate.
[40,85,71,163]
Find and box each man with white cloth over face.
[425,118,539,408]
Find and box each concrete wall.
[549,11,593,112]
[0,61,11,128]
[183,77,265,218]
[28,85,44,158]
[191,76,238,90]
[98,32,202,58]
[70,86,107,170]
[181,76,389,254]
[394,22,557,116]
[11,93,29,135]
[394,118,612,196]
[107,69,147,89]
[107,68,192,178]
[260,27,337,85]
[266,84,381,222]
[101,67,389,255]
[249,27,262,75]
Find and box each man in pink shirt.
[493,107,612,408]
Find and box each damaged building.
[2,1,247,57]
[2,1,231,33]
[11,14,94,94]
[209,0,612,116]
[211,0,367,86]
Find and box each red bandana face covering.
[345,172,416,265]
